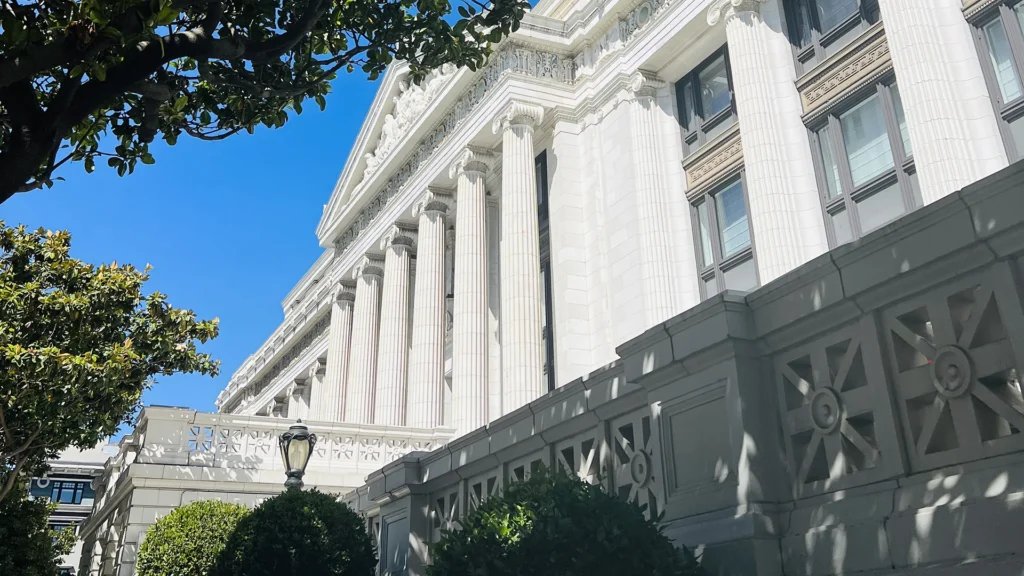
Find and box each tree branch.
[0,452,29,504]
[244,0,329,60]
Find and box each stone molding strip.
[797,22,892,123]
[683,123,744,196]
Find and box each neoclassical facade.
[80,0,1024,574]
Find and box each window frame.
[49,481,85,505]
[808,79,920,247]
[971,0,1024,161]
[783,0,881,74]
[674,47,738,157]
[535,150,557,393]
[689,173,759,300]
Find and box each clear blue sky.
[1,73,380,415]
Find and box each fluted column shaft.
[493,102,546,413]
[311,287,354,422]
[878,0,1008,203]
[408,192,452,428]
[450,148,494,436]
[374,228,416,426]
[711,0,828,284]
[629,73,680,325]
[345,258,384,423]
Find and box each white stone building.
[81,0,1024,574]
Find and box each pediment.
[316,62,459,242]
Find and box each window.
[691,176,759,299]
[973,1,1024,161]
[49,481,85,505]
[810,82,918,246]
[536,151,556,392]
[784,0,880,74]
[675,49,737,156]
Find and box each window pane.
[985,19,1023,103]
[830,208,854,245]
[722,258,758,292]
[699,56,731,119]
[817,0,858,32]
[890,84,912,157]
[840,94,895,187]
[817,125,843,198]
[790,0,813,47]
[715,181,751,258]
[679,80,696,133]
[704,116,735,143]
[1008,114,1024,159]
[696,201,715,267]
[856,182,906,233]
[703,275,719,298]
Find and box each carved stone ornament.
[379,225,418,252]
[627,70,666,99]
[413,187,455,218]
[354,256,385,279]
[491,100,546,134]
[333,281,357,306]
[449,146,498,179]
[706,0,765,25]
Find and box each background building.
[81,0,1024,574]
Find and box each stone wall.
[346,161,1024,576]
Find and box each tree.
[0,0,530,202]
[212,489,375,576]
[136,500,250,576]
[0,485,76,576]
[0,221,219,504]
[428,468,705,576]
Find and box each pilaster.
[311,282,355,422]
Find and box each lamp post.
[278,420,317,490]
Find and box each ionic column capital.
[379,225,418,253]
[492,100,545,134]
[449,146,497,179]
[707,0,765,25]
[331,281,357,305]
[354,256,385,279]
[413,187,455,218]
[627,71,666,99]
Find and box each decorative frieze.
[682,123,744,195]
[797,22,891,122]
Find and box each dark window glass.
[691,176,759,299]
[810,82,918,246]
[50,481,85,505]
[784,0,880,73]
[536,151,556,392]
[674,48,737,156]
[973,1,1024,161]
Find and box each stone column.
[374,226,417,426]
[310,283,355,422]
[407,188,453,429]
[450,147,496,436]
[287,377,309,420]
[708,0,829,284]
[878,0,1008,203]
[628,72,682,325]
[492,101,547,413]
[345,256,384,424]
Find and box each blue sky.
[1,73,380,415]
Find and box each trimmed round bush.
[136,499,250,576]
[428,468,704,576]
[211,489,376,576]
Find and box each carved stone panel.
[429,485,462,542]
[611,408,663,520]
[507,450,549,484]
[882,263,1024,472]
[683,124,743,195]
[797,22,891,122]
[554,429,604,486]
[466,469,502,514]
[775,316,903,497]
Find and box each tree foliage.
[0,485,72,576]
[428,468,705,576]
[212,489,375,576]
[0,221,219,503]
[0,0,529,201]
[136,500,251,576]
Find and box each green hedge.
[211,489,376,576]
[136,500,250,576]
[428,468,704,576]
